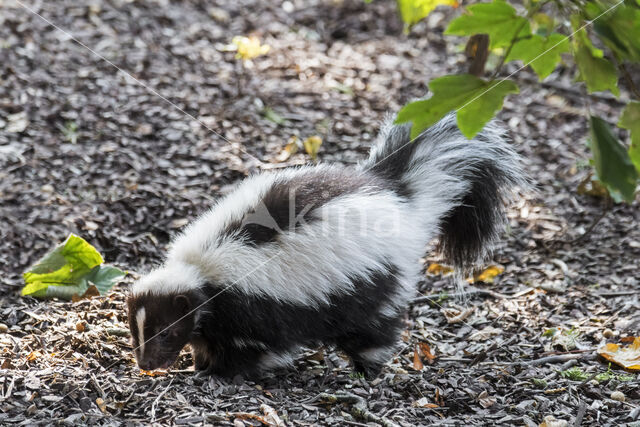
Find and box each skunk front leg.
[190,336,216,375]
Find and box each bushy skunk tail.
[360,113,527,270]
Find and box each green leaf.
[572,20,620,96]
[397,0,458,32]
[395,74,518,139]
[84,265,127,295]
[445,0,531,49]
[21,234,124,299]
[619,101,640,173]
[589,116,638,203]
[262,107,287,126]
[506,33,570,80]
[588,2,640,61]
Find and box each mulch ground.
[1,0,639,425]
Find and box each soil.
[1,0,638,426]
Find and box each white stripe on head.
[136,307,146,359]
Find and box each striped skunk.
[127,114,526,378]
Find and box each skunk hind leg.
[337,320,400,379]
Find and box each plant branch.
[619,63,640,100]
[311,393,400,427]
[492,1,549,78]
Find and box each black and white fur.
[127,114,527,377]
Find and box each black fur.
[227,167,386,246]
[191,264,402,377]
[362,115,524,270]
[364,123,417,198]
[437,163,504,269]
[130,265,403,378]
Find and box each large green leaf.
[397,0,458,32]
[22,234,125,299]
[573,20,620,96]
[589,116,638,203]
[619,101,640,174]
[395,74,518,139]
[445,0,531,49]
[506,33,570,80]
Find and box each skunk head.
[127,291,197,370]
[127,263,205,370]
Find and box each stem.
[619,63,640,100]
[492,1,549,78]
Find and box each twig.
[619,63,640,99]
[491,1,548,78]
[312,392,400,427]
[567,198,612,244]
[105,328,130,337]
[466,34,489,76]
[574,400,588,426]
[150,378,174,422]
[517,352,597,366]
[411,286,523,305]
[596,290,640,297]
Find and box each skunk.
[127,113,526,377]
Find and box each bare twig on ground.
[311,393,400,427]
[516,352,597,366]
[412,286,532,305]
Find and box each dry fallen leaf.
[26,351,42,362]
[469,326,503,341]
[597,337,640,370]
[412,345,424,371]
[577,174,609,199]
[412,397,439,408]
[417,342,436,361]
[260,404,285,427]
[139,369,168,376]
[96,397,107,413]
[276,136,300,162]
[477,390,496,408]
[539,415,568,427]
[426,263,453,276]
[441,306,474,324]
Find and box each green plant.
[560,366,589,380]
[392,0,640,203]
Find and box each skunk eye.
[157,329,170,338]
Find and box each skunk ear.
[173,294,191,315]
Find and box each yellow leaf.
[471,265,504,283]
[276,136,300,162]
[139,369,168,376]
[26,350,42,362]
[231,36,270,61]
[96,397,107,413]
[426,263,453,275]
[303,136,322,161]
[398,0,459,32]
[598,337,640,370]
